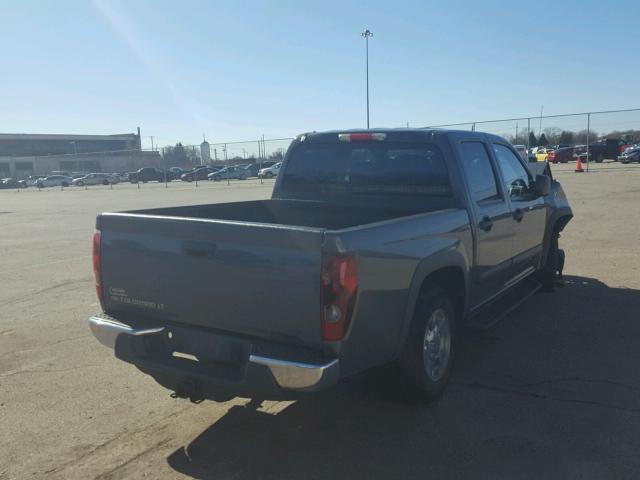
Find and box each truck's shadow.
[167,276,640,479]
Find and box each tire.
[102,179,109,185]
[400,286,457,403]
[595,154,603,163]
[266,172,273,178]
[538,233,559,292]
[76,181,84,186]
[213,176,220,182]
[62,182,69,187]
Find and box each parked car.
[242,164,261,177]
[72,173,119,186]
[578,138,628,163]
[181,166,215,182]
[0,178,18,189]
[548,147,576,164]
[129,167,165,183]
[535,147,552,162]
[208,166,248,181]
[618,146,640,163]
[17,175,45,188]
[36,175,73,188]
[258,162,282,178]
[88,128,572,404]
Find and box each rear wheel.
[266,172,273,178]
[62,182,69,187]
[102,179,109,185]
[400,286,456,402]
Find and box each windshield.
[281,142,451,196]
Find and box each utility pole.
[148,136,155,151]
[539,105,544,135]
[361,29,373,129]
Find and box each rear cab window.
[280,142,451,196]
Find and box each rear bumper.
[88,315,339,398]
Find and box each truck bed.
[98,199,453,350]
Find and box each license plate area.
[160,325,248,368]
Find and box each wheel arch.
[395,253,469,357]
[541,208,573,266]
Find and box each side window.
[459,142,500,203]
[493,144,533,198]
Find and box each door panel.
[492,143,546,275]
[457,141,515,307]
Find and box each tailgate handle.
[183,241,217,259]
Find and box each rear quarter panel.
[324,208,472,376]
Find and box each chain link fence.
[3,108,638,189]
[425,108,640,156]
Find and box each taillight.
[321,254,358,341]
[93,231,105,310]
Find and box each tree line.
[160,142,284,167]
[507,128,640,147]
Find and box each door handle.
[513,208,524,222]
[479,216,493,232]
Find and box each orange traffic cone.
[575,156,584,173]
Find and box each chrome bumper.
[88,315,340,392]
[248,355,339,391]
[89,316,165,349]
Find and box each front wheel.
[400,287,456,403]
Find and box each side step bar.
[467,276,542,330]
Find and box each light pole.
[361,29,373,129]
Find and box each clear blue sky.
[1,0,637,148]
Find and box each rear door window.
[458,142,500,202]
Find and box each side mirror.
[534,174,551,196]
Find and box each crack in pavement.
[0,278,92,308]
[42,404,194,476]
[0,363,101,378]
[456,381,640,414]
[92,438,172,480]
[463,370,640,393]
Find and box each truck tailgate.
[98,213,324,348]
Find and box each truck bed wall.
[129,199,454,231]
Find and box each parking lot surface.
[1,164,640,479]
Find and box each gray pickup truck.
[89,129,572,403]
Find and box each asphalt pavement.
[1,165,639,479]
